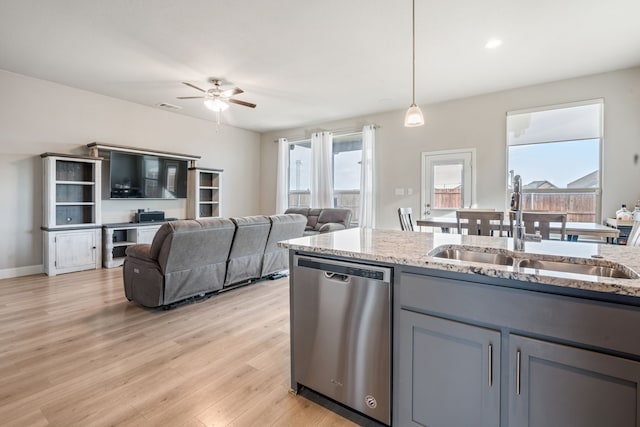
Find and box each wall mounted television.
[109,151,188,199]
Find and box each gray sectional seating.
[284,207,352,236]
[123,213,306,308]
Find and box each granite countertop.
[279,228,640,298]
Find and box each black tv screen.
[109,152,188,199]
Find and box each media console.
[102,222,167,268]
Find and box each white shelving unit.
[187,167,223,219]
[102,223,163,268]
[41,153,102,276]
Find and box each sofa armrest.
[125,244,153,261]
[318,223,347,233]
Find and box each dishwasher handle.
[324,271,350,282]
[296,256,391,283]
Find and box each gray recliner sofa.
[123,213,306,308]
[284,208,352,236]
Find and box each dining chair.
[510,211,567,240]
[456,210,503,236]
[626,221,640,246]
[398,208,414,231]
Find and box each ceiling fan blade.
[182,82,206,92]
[228,98,257,108]
[220,87,244,98]
[176,96,205,99]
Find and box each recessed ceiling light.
[485,39,503,49]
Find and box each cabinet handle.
[516,350,522,395]
[488,344,493,387]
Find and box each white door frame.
[421,148,476,218]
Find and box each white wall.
[0,70,261,276]
[260,67,640,230]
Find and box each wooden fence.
[521,193,596,222]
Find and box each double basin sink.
[429,246,638,280]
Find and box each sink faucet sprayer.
[510,175,541,251]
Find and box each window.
[332,134,362,225]
[506,100,603,222]
[421,149,475,217]
[288,141,311,208]
[286,133,363,224]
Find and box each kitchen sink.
[430,247,514,266]
[429,245,638,280]
[517,259,639,279]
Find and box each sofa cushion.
[225,215,272,286]
[317,208,352,229]
[149,222,174,260]
[158,218,235,274]
[284,207,309,217]
[261,213,307,277]
[308,208,322,230]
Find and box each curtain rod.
[272,124,380,143]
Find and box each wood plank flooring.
[0,268,357,426]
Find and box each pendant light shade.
[405,0,424,127]
[404,104,424,127]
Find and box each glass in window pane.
[508,139,599,189]
[508,138,599,222]
[333,140,362,191]
[288,142,311,208]
[433,163,463,209]
[333,136,362,224]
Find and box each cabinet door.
[397,310,501,426]
[137,226,160,244]
[55,230,97,270]
[509,334,640,427]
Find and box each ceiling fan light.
[204,98,229,112]
[404,104,425,127]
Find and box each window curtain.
[310,131,334,208]
[359,125,376,228]
[275,138,289,214]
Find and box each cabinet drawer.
[399,271,640,357]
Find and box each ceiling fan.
[177,78,257,112]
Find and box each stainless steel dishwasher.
[291,254,392,425]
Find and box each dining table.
[415,217,620,242]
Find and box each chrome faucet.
[510,175,541,251]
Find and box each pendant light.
[404,0,424,127]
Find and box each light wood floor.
[0,268,357,427]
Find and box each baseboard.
[0,264,45,280]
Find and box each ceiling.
[1,0,639,133]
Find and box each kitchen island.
[280,228,640,427]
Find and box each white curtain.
[359,125,376,228]
[310,131,334,208]
[275,138,289,214]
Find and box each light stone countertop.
[279,228,640,299]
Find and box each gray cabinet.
[397,310,501,426]
[509,334,640,427]
[396,270,640,426]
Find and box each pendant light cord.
[412,0,416,105]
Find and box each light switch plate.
[395,188,405,196]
